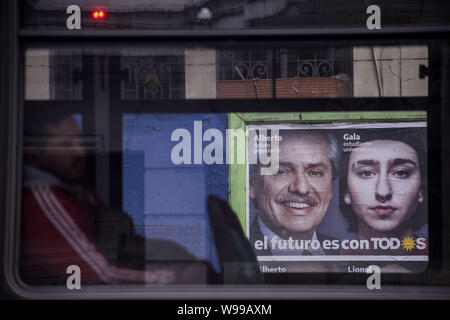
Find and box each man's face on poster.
[344,140,423,233]
[250,132,334,237]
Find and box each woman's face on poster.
[344,140,423,233]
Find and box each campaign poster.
[246,121,428,273]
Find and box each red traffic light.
[92,10,106,19]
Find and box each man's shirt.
[257,215,326,256]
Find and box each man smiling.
[249,130,339,256]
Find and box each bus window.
[1,0,448,300]
[19,42,434,290]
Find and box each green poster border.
[228,110,427,232]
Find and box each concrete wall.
[353,45,428,97]
[185,48,217,99]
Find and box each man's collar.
[257,215,325,256]
[257,214,319,242]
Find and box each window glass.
[21,44,433,289]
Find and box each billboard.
[246,120,428,273]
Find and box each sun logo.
[401,237,416,251]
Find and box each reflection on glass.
[24,45,428,101]
[21,109,217,286]
[20,44,431,288]
[120,50,185,100]
[217,49,273,99]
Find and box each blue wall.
[123,113,228,271]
